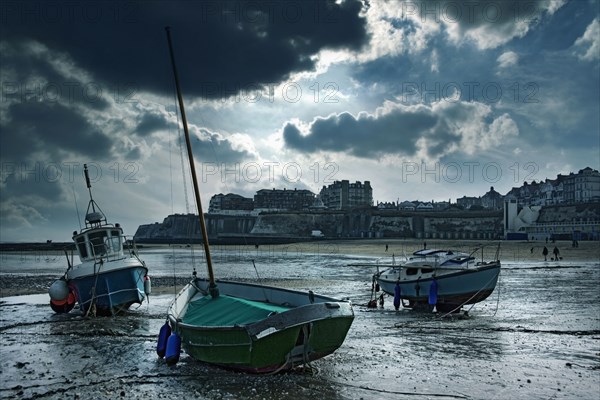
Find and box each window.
[110,230,122,252]
[88,231,108,256]
[76,236,88,259]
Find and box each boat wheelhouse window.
[109,230,123,252]
[88,231,108,256]
[421,268,433,274]
[75,236,88,259]
[406,268,419,276]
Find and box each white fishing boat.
[48,164,149,316]
[373,246,501,313]
[156,27,354,373]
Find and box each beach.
[2,238,598,297]
[264,238,599,262]
[1,239,599,399]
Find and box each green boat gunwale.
[168,279,354,340]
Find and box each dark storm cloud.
[0,41,111,111]
[135,112,177,136]
[125,147,142,160]
[0,102,112,162]
[190,128,252,164]
[0,0,369,99]
[283,107,438,157]
[1,169,64,201]
[130,109,253,163]
[283,99,522,159]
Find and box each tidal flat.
[1,239,599,399]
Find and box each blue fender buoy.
[428,279,438,305]
[165,332,181,365]
[393,282,401,310]
[156,322,171,358]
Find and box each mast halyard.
[165,27,219,298]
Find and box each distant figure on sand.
[553,246,560,260]
[542,246,548,261]
[385,244,388,252]
[423,242,427,249]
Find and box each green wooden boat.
[168,279,354,373]
[160,28,354,373]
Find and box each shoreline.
[125,237,599,261]
[1,238,598,299]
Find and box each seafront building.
[319,180,373,210]
[506,167,600,207]
[253,188,315,211]
[134,167,599,243]
[207,168,600,215]
[208,193,254,213]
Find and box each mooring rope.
[85,258,103,317]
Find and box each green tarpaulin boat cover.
[182,294,292,327]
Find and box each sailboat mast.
[165,27,218,297]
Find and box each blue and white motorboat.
[48,164,149,316]
[373,247,501,313]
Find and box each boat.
[157,27,354,373]
[373,246,501,313]
[48,164,150,316]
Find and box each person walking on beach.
[553,246,560,260]
[542,246,549,261]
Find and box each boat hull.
[168,279,354,373]
[68,261,147,316]
[376,263,500,310]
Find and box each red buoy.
[50,290,76,313]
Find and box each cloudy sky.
[1,0,598,242]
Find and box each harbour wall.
[134,209,504,243]
[134,204,599,244]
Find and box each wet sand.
[138,237,599,265]
[1,239,599,399]
[3,239,597,297]
[260,238,600,262]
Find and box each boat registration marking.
[255,327,278,339]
